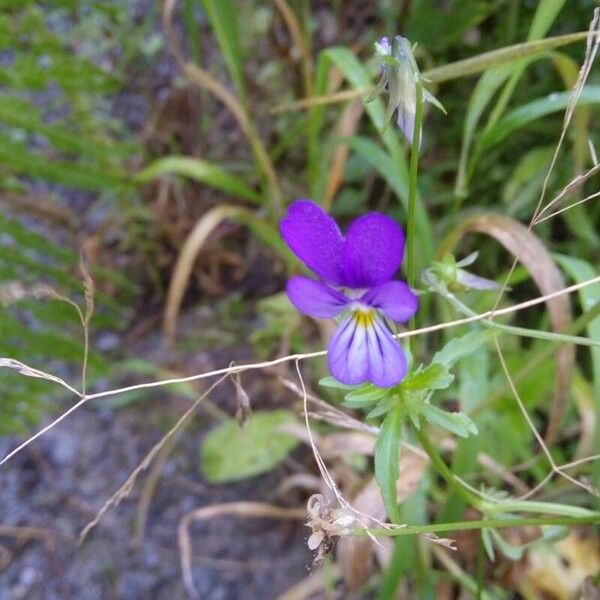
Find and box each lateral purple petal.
[327,312,407,387]
[341,213,405,287]
[280,200,345,285]
[361,280,418,323]
[286,276,348,319]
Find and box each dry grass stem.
[493,9,600,312]
[78,375,229,543]
[494,337,598,498]
[2,275,600,469]
[163,0,282,212]
[294,360,395,535]
[532,163,600,224]
[532,188,600,225]
[163,205,246,341]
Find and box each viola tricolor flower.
[281,200,418,388]
[370,35,445,144]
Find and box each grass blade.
[134,155,263,204]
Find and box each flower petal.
[366,315,408,387]
[361,280,418,323]
[286,276,348,318]
[327,311,407,387]
[342,213,405,287]
[280,200,344,284]
[327,314,369,385]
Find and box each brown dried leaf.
[163,204,244,342]
[323,100,365,210]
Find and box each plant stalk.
[407,80,424,347]
[353,513,600,538]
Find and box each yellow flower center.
[352,309,376,328]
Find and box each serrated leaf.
[374,405,403,523]
[200,410,300,483]
[402,363,454,391]
[432,330,493,368]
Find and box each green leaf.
[481,528,495,562]
[489,529,524,560]
[343,384,390,408]
[201,410,300,483]
[555,254,600,485]
[502,146,554,215]
[318,48,401,156]
[318,376,355,390]
[423,31,591,84]
[455,0,567,197]
[432,330,493,368]
[366,395,400,420]
[402,363,454,391]
[480,86,600,150]
[200,0,247,105]
[374,405,404,523]
[134,156,263,204]
[420,405,478,438]
[459,342,489,413]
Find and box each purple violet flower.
[281,200,418,388]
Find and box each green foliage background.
[1,0,599,595]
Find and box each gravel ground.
[0,395,313,600]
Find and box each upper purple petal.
[341,213,405,288]
[360,280,418,323]
[286,276,348,319]
[327,311,407,387]
[280,200,345,285]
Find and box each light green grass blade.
[135,156,263,204]
[423,31,590,83]
[480,85,600,150]
[200,0,247,105]
[455,0,567,198]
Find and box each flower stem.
[416,424,597,519]
[407,80,424,347]
[352,513,600,538]
[415,425,483,510]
